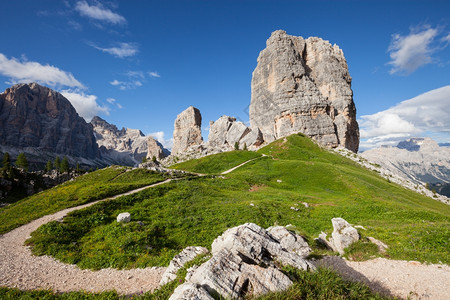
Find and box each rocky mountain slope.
[361,138,450,196]
[90,116,168,165]
[0,83,99,166]
[0,83,168,168]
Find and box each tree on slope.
[60,156,69,173]
[16,153,29,171]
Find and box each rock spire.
[249,30,359,152]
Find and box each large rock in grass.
[249,30,359,152]
[171,223,315,299]
[318,218,359,254]
[171,106,203,155]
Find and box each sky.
[0,0,449,152]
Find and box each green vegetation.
[25,134,450,272]
[255,266,389,300]
[3,134,449,298]
[0,166,170,234]
[61,156,70,173]
[15,152,28,171]
[46,160,53,172]
[170,150,261,174]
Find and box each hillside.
[1,134,449,299]
[25,134,449,268]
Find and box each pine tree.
[2,152,11,169]
[60,156,69,173]
[142,156,148,163]
[234,142,239,150]
[243,143,248,151]
[54,156,61,172]
[152,156,157,162]
[46,160,53,173]
[16,153,29,171]
[75,162,81,173]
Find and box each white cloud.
[75,1,126,25]
[109,79,142,90]
[149,71,161,78]
[359,85,450,150]
[106,97,116,104]
[61,90,110,122]
[0,53,84,88]
[388,26,438,75]
[92,42,138,58]
[148,131,173,150]
[117,103,123,109]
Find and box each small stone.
[117,212,131,223]
[277,179,282,183]
[290,206,299,211]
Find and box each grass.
[170,150,261,174]
[3,133,450,298]
[25,134,450,271]
[0,166,171,234]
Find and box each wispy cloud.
[61,89,110,122]
[149,71,161,78]
[75,1,126,25]
[109,79,142,90]
[0,53,84,88]
[110,70,160,90]
[387,25,449,75]
[91,42,138,58]
[359,85,450,150]
[106,97,123,109]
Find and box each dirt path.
[221,155,265,175]
[317,256,450,299]
[0,180,173,295]
[1,175,449,298]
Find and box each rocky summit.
[0,83,99,161]
[250,30,359,152]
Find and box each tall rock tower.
[171,106,203,155]
[250,30,359,152]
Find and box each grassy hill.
[25,134,449,270]
[2,134,449,298]
[0,166,172,234]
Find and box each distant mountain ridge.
[361,138,450,196]
[0,83,167,168]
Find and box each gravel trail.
[1,176,449,298]
[317,256,450,299]
[0,180,172,295]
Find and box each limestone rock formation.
[208,116,263,150]
[0,83,99,161]
[250,30,359,152]
[169,283,214,300]
[267,225,311,257]
[171,106,203,155]
[116,212,131,223]
[146,137,169,160]
[160,246,209,286]
[361,138,450,193]
[91,116,168,165]
[170,223,315,299]
[318,218,359,254]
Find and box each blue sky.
[0,0,449,151]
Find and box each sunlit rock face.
[250,30,359,152]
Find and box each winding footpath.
[0,180,173,295]
[1,163,450,298]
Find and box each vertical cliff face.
[171,106,203,155]
[249,30,359,152]
[0,83,99,158]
